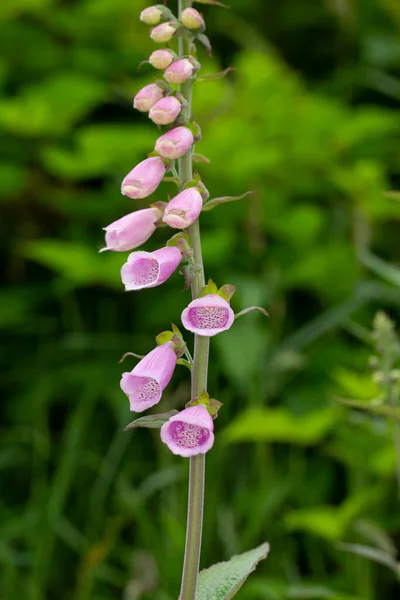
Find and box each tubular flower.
[133,83,164,112]
[150,22,177,43]
[162,187,203,229]
[101,207,162,252]
[160,405,215,457]
[181,7,205,30]
[121,246,182,290]
[149,49,175,70]
[121,342,177,412]
[149,96,181,125]
[164,58,196,85]
[121,157,165,199]
[155,126,194,159]
[181,294,235,337]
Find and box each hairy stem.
[178,0,210,598]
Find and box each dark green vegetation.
[1,0,400,598]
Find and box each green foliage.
[2,0,400,598]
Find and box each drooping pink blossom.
[181,294,235,336]
[155,126,194,159]
[133,83,164,112]
[121,157,165,199]
[150,22,177,43]
[160,405,215,457]
[140,5,163,25]
[181,7,205,30]
[149,96,181,125]
[121,342,177,412]
[101,207,162,252]
[164,58,196,85]
[149,49,175,70]
[162,187,203,229]
[121,246,182,290]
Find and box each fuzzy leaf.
[202,191,254,212]
[124,410,178,431]
[197,68,236,82]
[195,543,270,600]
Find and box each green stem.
[178,1,210,598]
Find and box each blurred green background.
[2,0,400,598]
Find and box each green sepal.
[186,389,223,418]
[218,284,236,302]
[192,153,210,165]
[177,358,193,371]
[180,263,200,291]
[156,330,174,345]
[167,231,192,260]
[124,410,178,432]
[202,191,254,212]
[200,279,218,297]
[171,322,184,338]
[197,67,236,82]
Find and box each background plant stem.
[177,1,210,598]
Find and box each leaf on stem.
[197,68,236,82]
[234,306,269,320]
[176,358,192,370]
[196,33,213,57]
[124,410,179,431]
[335,396,400,421]
[192,153,210,165]
[195,543,270,599]
[202,191,254,212]
[337,543,400,576]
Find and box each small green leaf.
[192,153,210,165]
[196,33,213,57]
[197,68,236,82]
[124,410,178,431]
[171,323,184,338]
[156,331,174,345]
[202,191,254,212]
[195,543,270,600]
[200,279,218,297]
[177,358,192,370]
[218,284,236,302]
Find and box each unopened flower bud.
[149,96,181,125]
[161,405,214,457]
[140,5,164,25]
[181,7,205,30]
[101,207,162,252]
[162,187,203,229]
[121,156,165,199]
[149,49,175,70]
[150,22,178,43]
[133,83,164,112]
[121,342,177,412]
[121,246,182,290]
[155,126,194,159]
[164,58,198,85]
[181,294,235,337]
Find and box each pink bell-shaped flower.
[121,342,177,412]
[121,246,181,290]
[121,157,165,199]
[101,207,162,252]
[162,187,203,229]
[149,96,181,125]
[181,294,235,336]
[155,126,194,159]
[160,405,215,457]
[133,83,164,112]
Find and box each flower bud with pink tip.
[133,83,164,112]
[101,207,162,252]
[121,246,181,290]
[181,294,235,336]
[160,405,214,457]
[155,126,194,159]
[150,22,178,43]
[149,96,181,125]
[181,7,205,31]
[162,187,203,229]
[140,5,164,25]
[149,49,175,70]
[164,58,198,85]
[121,342,177,412]
[121,157,165,199]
